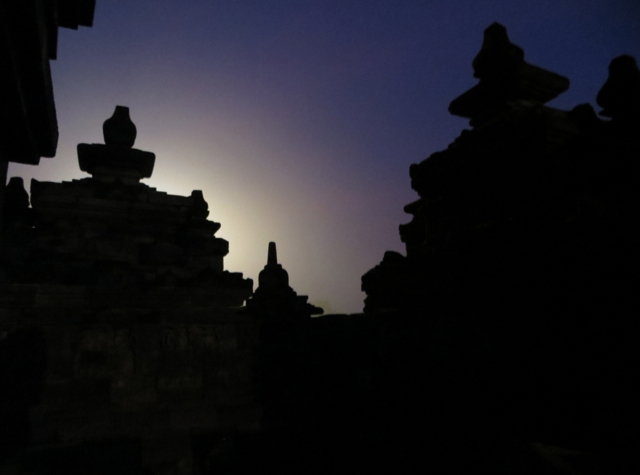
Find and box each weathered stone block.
[57,409,115,444]
[41,379,112,409]
[113,408,170,437]
[141,434,193,467]
[169,403,218,431]
[78,197,129,212]
[111,377,158,406]
[157,375,203,392]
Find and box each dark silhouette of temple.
[358,23,640,473]
[242,242,323,321]
[2,18,640,475]
[244,23,640,474]
[1,106,260,472]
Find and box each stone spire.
[257,242,290,293]
[77,106,155,185]
[267,241,277,265]
[243,242,323,321]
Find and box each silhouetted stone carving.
[189,190,210,219]
[472,22,524,79]
[362,23,640,471]
[103,105,137,147]
[78,106,155,184]
[0,106,258,474]
[261,242,290,291]
[2,107,246,289]
[361,251,413,313]
[242,242,323,321]
[597,55,640,123]
[449,22,569,126]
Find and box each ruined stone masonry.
[0,107,258,474]
[2,21,640,475]
[360,23,640,471]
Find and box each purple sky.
[9,0,640,314]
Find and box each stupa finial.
[77,106,155,184]
[268,242,278,266]
[596,55,640,121]
[103,105,137,148]
[472,22,524,79]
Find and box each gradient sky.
[8,0,640,314]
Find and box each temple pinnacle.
[268,242,278,266]
[103,105,137,148]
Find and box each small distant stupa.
[242,242,323,321]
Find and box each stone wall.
[0,270,260,475]
[0,108,259,474]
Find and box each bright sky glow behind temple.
[8,0,640,314]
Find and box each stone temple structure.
[0,107,259,473]
[242,242,323,321]
[357,22,640,472]
[188,24,640,475]
[2,22,640,475]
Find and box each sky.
[8,0,640,314]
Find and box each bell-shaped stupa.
[243,242,323,321]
